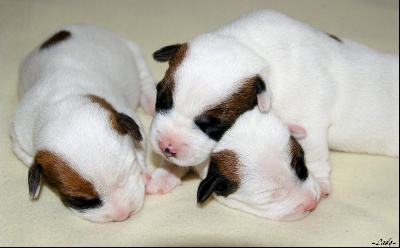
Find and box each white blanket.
[0,0,398,246]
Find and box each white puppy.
[10,24,156,222]
[146,10,399,198]
[197,108,321,221]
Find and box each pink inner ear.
[287,124,307,138]
[257,92,271,112]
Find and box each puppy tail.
[127,41,157,115]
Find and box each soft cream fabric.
[0,0,398,246]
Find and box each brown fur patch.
[40,30,71,50]
[34,150,98,198]
[88,94,126,134]
[289,136,304,163]
[200,76,260,135]
[155,44,188,112]
[289,136,308,180]
[159,43,188,102]
[165,43,188,80]
[211,149,241,184]
[88,94,142,141]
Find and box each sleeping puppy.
[197,108,321,221]
[146,10,399,197]
[10,24,156,222]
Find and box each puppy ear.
[197,162,238,204]
[197,173,222,204]
[287,124,307,139]
[87,94,144,141]
[254,76,271,112]
[153,44,181,62]
[28,162,42,199]
[116,113,143,141]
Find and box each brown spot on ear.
[40,30,71,50]
[34,150,98,199]
[87,95,127,133]
[88,94,123,133]
[289,136,308,181]
[211,149,241,184]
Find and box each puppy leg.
[146,160,187,194]
[133,135,152,184]
[127,42,157,115]
[300,130,332,197]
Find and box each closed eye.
[194,77,262,141]
[194,114,231,141]
[61,195,103,211]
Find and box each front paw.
[141,171,152,184]
[318,179,331,198]
[145,168,182,194]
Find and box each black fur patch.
[194,114,231,142]
[197,159,239,203]
[197,150,240,203]
[194,76,264,141]
[155,79,174,113]
[40,30,71,50]
[154,44,187,113]
[61,195,103,211]
[254,76,266,94]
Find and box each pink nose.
[113,209,133,222]
[304,198,318,211]
[159,140,178,158]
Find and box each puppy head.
[197,109,321,221]
[28,95,145,222]
[150,34,270,166]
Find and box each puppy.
[197,108,321,221]
[10,24,156,222]
[146,10,399,197]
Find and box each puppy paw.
[145,168,182,194]
[141,171,152,184]
[318,180,331,198]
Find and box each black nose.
[163,147,176,158]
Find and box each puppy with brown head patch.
[10,24,156,222]
[197,108,321,221]
[146,10,399,197]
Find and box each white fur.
[10,24,156,222]
[147,10,399,198]
[210,108,321,221]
